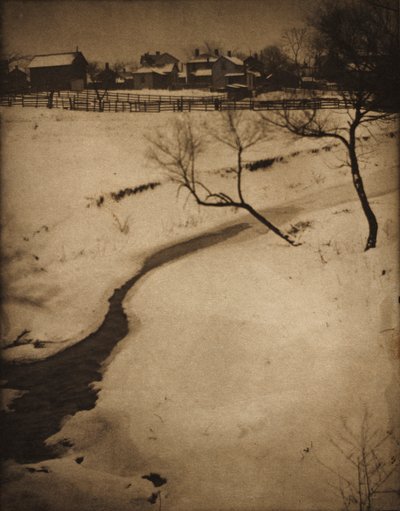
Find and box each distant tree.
[111,60,138,73]
[184,41,225,59]
[146,112,300,246]
[308,0,399,108]
[259,45,290,74]
[87,61,108,111]
[282,26,310,75]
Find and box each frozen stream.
[1,222,250,463]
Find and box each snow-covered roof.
[247,70,261,77]
[191,69,212,77]
[133,63,176,76]
[28,52,81,69]
[188,57,218,64]
[224,72,245,77]
[133,66,164,75]
[224,56,244,66]
[226,83,248,89]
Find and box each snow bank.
[41,192,399,511]
[1,107,397,362]
[1,106,398,510]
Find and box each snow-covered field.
[1,106,399,511]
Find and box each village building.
[93,63,118,89]
[28,50,88,91]
[140,51,179,68]
[212,53,245,90]
[6,65,29,92]
[132,63,179,90]
[185,49,218,88]
[244,54,266,91]
[115,68,134,88]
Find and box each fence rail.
[0,90,354,113]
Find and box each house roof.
[133,63,176,76]
[191,69,212,77]
[224,72,245,77]
[223,56,244,66]
[28,52,86,69]
[133,67,165,75]
[188,57,218,64]
[247,70,261,77]
[117,71,134,79]
[226,83,248,89]
[141,52,179,65]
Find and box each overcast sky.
[3,0,314,65]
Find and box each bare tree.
[146,112,300,246]
[314,410,400,511]
[87,61,108,112]
[282,26,310,74]
[259,45,290,74]
[261,0,398,251]
[260,90,394,251]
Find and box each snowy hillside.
[1,106,399,511]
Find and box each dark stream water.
[0,223,249,464]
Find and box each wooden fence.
[0,90,351,113]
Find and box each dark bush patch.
[142,473,167,487]
[333,208,351,215]
[147,493,158,504]
[246,157,277,172]
[110,182,161,202]
[288,221,312,235]
[322,145,332,152]
[310,148,320,154]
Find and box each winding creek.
[1,222,250,464]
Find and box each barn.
[28,51,88,91]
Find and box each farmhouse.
[186,49,218,88]
[212,53,245,90]
[132,63,179,90]
[28,50,88,91]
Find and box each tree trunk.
[243,203,300,246]
[348,137,378,251]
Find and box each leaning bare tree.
[314,410,400,511]
[146,112,299,246]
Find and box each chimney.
[195,48,200,57]
[214,49,219,56]
[75,46,79,53]
[105,62,109,70]
[227,50,232,58]
[254,52,258,60]
[15,65,19,70]
[156,51,160,56]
